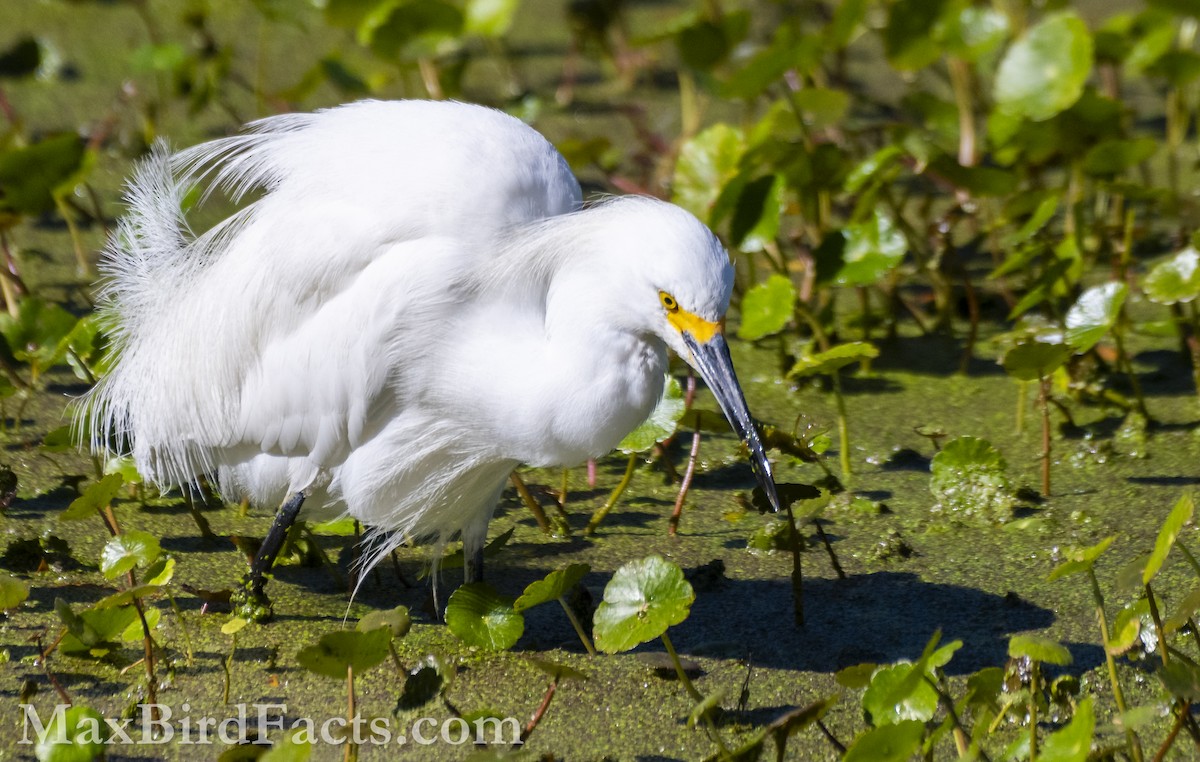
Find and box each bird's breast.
[441,314,667,468]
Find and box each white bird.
[81,99,780,617]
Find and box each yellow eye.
[659,291,679,312]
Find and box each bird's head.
[586,197,783,513]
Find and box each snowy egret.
[81,99,780,616]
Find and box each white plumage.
[81,99,778,598]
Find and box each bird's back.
[84,100,583,491]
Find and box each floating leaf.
[259,726,312,762]
[514,563,590,611]
[1001,338,1070,381]
[0,572,29,610]
[788,342,879,379]
[445,583,523,650]
[1144,247,1200,305]
[1144,492,1194,585]
[1009,634,1073,666]
[527,656,588,682]
[35,704,108,762]
[842,719,925,762]
[1037,697,1094,762]
[1065,282,1127,352]
[56,599,138,655]
[618,376,685,453]
[99,530,161,579]
[995,12,1093,121]
[222,617,249,636]
[295,627,392,680]
[738,274,796,341]
[929,436,1015,523]
[594,556,694,653]
[357,605,411,638]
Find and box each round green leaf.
[1009,634,1073,666]
[35,704,108,762]
[995,12,1094,121]
[593,556,694,653]
[514,563,590,611]
[738,274,796,341]
[929,436,1015,522]
[618,376,684,453]
[862,663,939,724]
[1002,338,1070,380]
[445,583,524,650]
[1065,281,1127,352]
[295,627,393,679]
[843,719,925,762]
[0,572,29,610]
[61,474,124,521]
[357,605,412,638]
[1144,247,1200,305]
[99,530,161,579]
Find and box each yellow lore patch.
[667,308,722,343]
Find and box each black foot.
[231,574,274,623]
[233,491,306,622]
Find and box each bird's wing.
[226,235,463,467]
[88,100,581,488]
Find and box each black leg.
[465,544,484,585]
[233,491,305,621]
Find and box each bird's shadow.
[513,569,1097,676]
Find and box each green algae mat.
[3,0,1200,759]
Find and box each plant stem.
[785,503,804,627]
[661,631,702,702]
[522,677,559,742]
[669,425,701,536]
[1145,583,1170,667]
[586,453,637,534]
[1153,706,1187,762]
[1113,326,1150,419]
[510,471,550,533]
[1038,375,1051,496]
[558,598,596,656]
[1029,662,1039,762]
[1089,568,1144,762]
[832,371,852,480]
[345,666,357,762]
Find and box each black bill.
[683,332,782,513]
